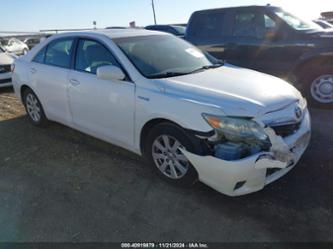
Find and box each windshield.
[114,35,215,78]
[274,10,321,31]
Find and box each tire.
[144,122,203,187]
[23,88,48,127]
[301,66,333,109]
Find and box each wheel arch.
[20,84,33,102]
[293,54,333,79]
[139,118,181,155]
[139,118,213,156]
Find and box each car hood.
[158,64,302,117]
[0,52,15,65]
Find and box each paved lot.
[0,87,333,242]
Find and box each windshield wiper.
[149,71,190,79]
[149,61,225,79]
[189,62,225,74]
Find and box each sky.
[0,0,332,32]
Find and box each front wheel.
[302,67,333,109]
[144,123,202,187]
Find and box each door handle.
[30,68,37,74]
[69,79,80,86]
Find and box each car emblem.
[295,106,303,120]
[0,67,5,73]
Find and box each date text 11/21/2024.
[121,242,209,248]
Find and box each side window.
[264,15,279,35]
[45,38,74,68]
[265,15,276,29]
[75,39,119,74]
[232,11,266,39]
[192,12,225,38]
[33,46,47,64]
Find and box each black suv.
[186,6,333,108]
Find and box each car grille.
[271,122,301,138]
[0,65,11,74]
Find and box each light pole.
[151,0,157,25]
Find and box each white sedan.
[12,29,311,196]
[1,38,29,56]
[0,47,15,88]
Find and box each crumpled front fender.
[181,109,311,196]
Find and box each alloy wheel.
[310,74,333,104]
[26,93,41,122]
[152,135,190,180]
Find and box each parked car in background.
[313,20,333,29]
[145,25,186,37]
[0,47,15,88]
[0,38,29,55]
[321,12,333,24]
[24,37,42,50]
[12,29,311,196]
[172,23,187,27]
[106,26,129,29]
[186,5,333,108]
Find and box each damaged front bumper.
[182,109,311,197]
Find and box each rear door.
[67,38,135,147]
[29,38,75,123]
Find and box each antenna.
[151,0,157,25]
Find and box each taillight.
[11,64,15,73]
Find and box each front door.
[227,9,291,77]
[67,38,135,148]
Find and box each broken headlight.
[202,114,268,144]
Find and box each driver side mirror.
[96,65,126,81]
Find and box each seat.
[85,44,116,74]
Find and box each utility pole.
[151,0,157,25]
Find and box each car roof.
[50,28,168,40]
[192,5,281,15]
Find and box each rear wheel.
[144,123,202,187]
[23,89,48,127]
[301,66,333,109]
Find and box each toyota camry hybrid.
[12,29,311,196]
